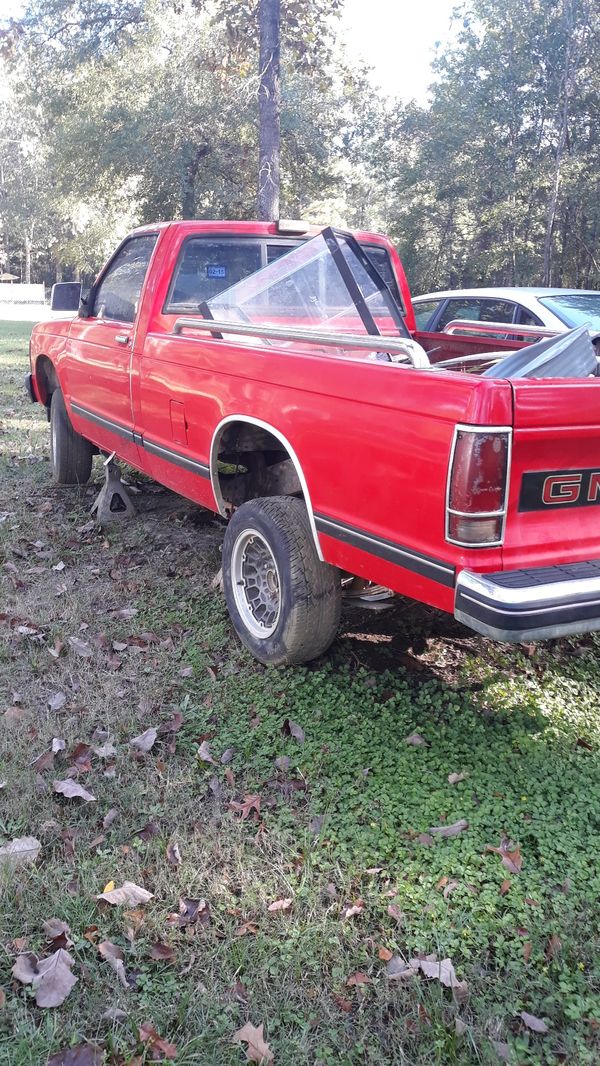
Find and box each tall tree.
[257,0,281,220]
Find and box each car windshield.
[539,293,600,330]
[206,228,408,346]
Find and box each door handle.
[115,334,130,345]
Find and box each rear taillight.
[446,426,511,546]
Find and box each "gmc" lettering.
[542,474,582,505]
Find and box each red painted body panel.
[28,219,600,626]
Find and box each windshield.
[539,293,600,330]
[206,227,408,346]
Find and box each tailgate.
[503,378,600,569]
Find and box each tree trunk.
[257,0,281,221]
[180,144,210,219]
[23,232,32,284]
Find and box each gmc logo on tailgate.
[519,469,600,511]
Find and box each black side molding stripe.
[71,403,210,479]
[314,513,456,589]
[143,439,210,478]
[71,402,135,444]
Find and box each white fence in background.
[0,283,45,304]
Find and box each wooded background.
[0,0,598,294]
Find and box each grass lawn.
[1,319,599,1065]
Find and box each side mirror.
[78,286,92,318]
[50,282,82,312]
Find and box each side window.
[413,299,443,330]
[479,300,517,323]
[516,305,544,327]
[165,240,262,310]
[437,299,483,330]
[93,235,157,323]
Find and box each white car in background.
[412,287,600,335]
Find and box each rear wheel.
[50,389,93,485]
[222,496,341,665]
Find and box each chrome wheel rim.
[231,528,281,639]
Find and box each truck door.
[66,233,158,463]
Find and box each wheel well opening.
[213,422,303,515]
[35,356,59,410]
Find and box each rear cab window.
[163,235,403,316]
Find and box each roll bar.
[443,319,558,339]
[172,316,431,369]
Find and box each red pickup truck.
[27,219,600,664]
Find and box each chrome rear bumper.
[455,560,600,641]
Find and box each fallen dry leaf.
[43,919,73,948]
[47,1044,103,1065]
[520,1010,549,1034]
[12,949,77,1007]
[232,1021,274,1063]
[229,794,261,820]
[93,741,117,760]
[378,945,393,961]
[267,898,292,913]
[274,755,289,773]
[98,940,128,989]
[408,953,468,999]
[130,727,158,754]
[386,956,419,980]
[103,808,119,830]
[346,971,371,986]
[198,740,216,765]
[448,772,467,784]
[0,835,41,871]
[442,880,460,899]
[387,903,404,923]
[166,842,182,867]
[340,899,365,920]
[138,1021,178,1059]
[281,718,305,744]
[150,941,176,963]
[221,747,235,764]
[546,933,561,959]
[96,881,154,907]
[332,992,353,1012]
[235,921,259,937]
[68,636,92,658]
[54,779,96,803]
[167,897,210,928]
[429,819,468,838]
[405,732,428,746]
[486,836,523,874]
[500,879,511,895]
[48,692,66,712]
[159,712,184,735]
[52,738,66,754]
[417,833,435,846]
[31,749,55,772]
[68,742,92,773]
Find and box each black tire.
[50,388,93,485]
[222,496,342,665]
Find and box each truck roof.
[129,219,392,247]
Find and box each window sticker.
[207,265,227,279]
